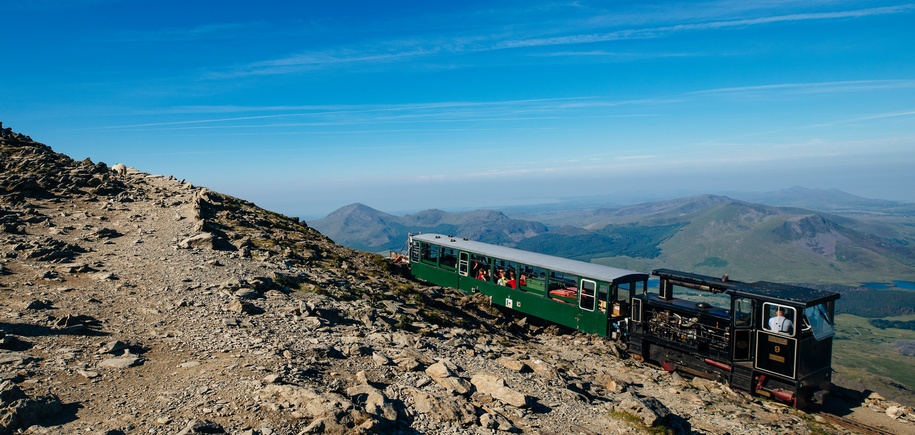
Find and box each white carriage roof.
[410,233,648,284]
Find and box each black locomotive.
[629,269,839,408]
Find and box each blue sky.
[3,1,914,218]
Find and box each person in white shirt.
[769,307,794,334]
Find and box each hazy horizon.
[305,185,914,220]
[3,1,914,218]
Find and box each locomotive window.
[420,243,439,265]
[803,301,835,341]
[734,298,754,327]
[579,280,596,311]
[763,303,796,336]
[440,247,458,270]
[617,281,631,303]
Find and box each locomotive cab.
[629,269,839,408]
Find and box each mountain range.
[309,191,915,286]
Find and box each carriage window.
[440,247,458,270]
[409,240,420,262]
[471,254,491,281]
[734,298,753,327]
[457,251,469,276]
[492,259,519,288]
[548,271,578,291]
[519,264,546,292]
[763,303,796,336]
[597,283,609,313]
[420,243,439,265]
[579,280,596,311]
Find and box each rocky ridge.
[0,122,912,434]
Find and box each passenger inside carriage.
[496,269,507,286]
[506,271,517,288]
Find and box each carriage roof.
[411,233,648,284]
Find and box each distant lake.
[861,281,915,290]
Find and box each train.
[406,233,840,409]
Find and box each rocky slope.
[0,122,912,434]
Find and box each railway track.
[813,412,898,435]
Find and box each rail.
[812,412,898,435]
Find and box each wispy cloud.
[222,4,914,77]
[125,22,262,42]
[7,0,123,11]
[497,5,915,49]
[805,110,915,129]
[89,96,664,131]
[690,80,915,96]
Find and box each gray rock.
[615,392,671,427]
[407,389,476,425]
[259,384,351,420]
[479,411,515,431]
[98,355,144,369]
[347,383,398,422]
[470,373,528,408]
[179,233,215,249]
[372,352,392,366]
[176,419,225,434]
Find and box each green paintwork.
[411,261,611,335]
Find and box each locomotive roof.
[653,268,840,307]
[411,233,648,284]
[730,281,840,307]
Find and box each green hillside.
[312,195,915,286]
[832,314,915,404]
[587,200,915,285]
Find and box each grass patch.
[608,410,674,435]
[832,314,915,399]
[800,414,833,435]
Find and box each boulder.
[470,373,528,408]
[178,233,215,250]
[614,392,671,427]
[259,384,351,420]
[426,361,471,395]
[346,383,398,422]
[407,389,476,425]
[98,355,144,369]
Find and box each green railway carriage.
[407,233,649,337]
